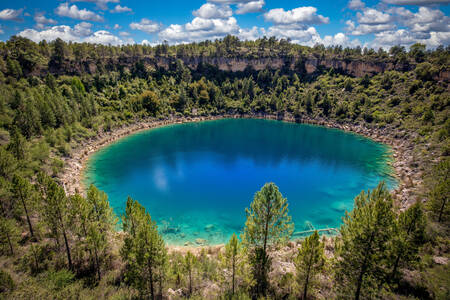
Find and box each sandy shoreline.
[59,113,422,249]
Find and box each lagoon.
[84,118,396,245]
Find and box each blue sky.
[0,0,449,48]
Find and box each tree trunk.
[355,232,375,300]
[438,198,446,222]
[189,269,192,296]
[94,246,101,281]
[303,255,313,299]
[61,226,72,270]
[6,231,13,255]
[19,190,33,237]
[232,255,235,295]
[149,264,155,300]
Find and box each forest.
[0,35,449,299]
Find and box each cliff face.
[46,54,449,81]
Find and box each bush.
[0,269,15,293]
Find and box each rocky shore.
[59,113,423,248]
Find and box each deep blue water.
[84,118,396,245]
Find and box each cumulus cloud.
[130,18,161,33]
[371,29,450,48]
[84,30,124,45]
[348,0,365,10]
[236,0,265,14]
[357,8,393,24]
[346,19,395,35]
[74,22,93,36]
[322,32,361,47]
[0,8,23,21]
[382,0,450,5]
[18,23,131,45]
[159,17,240,43]
[119,31,130,36]
[389,6,449,33]
[193,3,232,19]
[34,12,57,29]
[110,5,132,13]
[56,3,103,22]
[71,0,119,10]
[113,24,121,29]
[264,7,329,25]
[238,26,263,40]
[208,0,254,3]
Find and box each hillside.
[0,36,449,299]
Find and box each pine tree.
[0,217,19,255]
[11,174,34,238]
[295,230,325,299]
[86,185,117,281]
[223,233,241,295]
[429,158,449,223]
[388,202,426,283]
[242,182,294,296]
[121,197,167,300]
[334,182,395,300]
[37,172,73,270]
[184,251,197,297]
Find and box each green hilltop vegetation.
[0,35,449,299]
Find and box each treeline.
[0,36,449,79]
[0,36,448,298]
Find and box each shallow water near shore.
[84,118,396,245]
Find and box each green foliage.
[121,197,167,299]
[0,217,20,255]
[428,158,450,223]
[294,231,325,299]
[12,174,35,237]
[0,36,448,299]
[184,251,197,296]
[388,202,427,283]
[242,182,294,296]
[0,269,15,293]
[334,182,395,299]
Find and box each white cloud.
[18,23,131,45]
[238,26,263,40]
[348,0,365,10]
[84,30,124,45]
[0,8,23,21]
[56,3,103,22]
[236,0,265,14]
[0,26,4,34]
[74,22,93,36]
[382,0,450,5]
[34,12,57,29]
[71,0,119,10]
[264,7,329,25]
[130,18,161,33]
[371,29,450,49]
[193,3,232,19]
[346,19,395,35]
[322,32,361,47]
[389,6,449,32]
[113,24,121,29]
[357,8,392,24]
[159,17,240,43]
[119,31,130,36]
[110,5,132,13]
[208,0,254,3]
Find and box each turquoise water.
[84,119,396,245]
